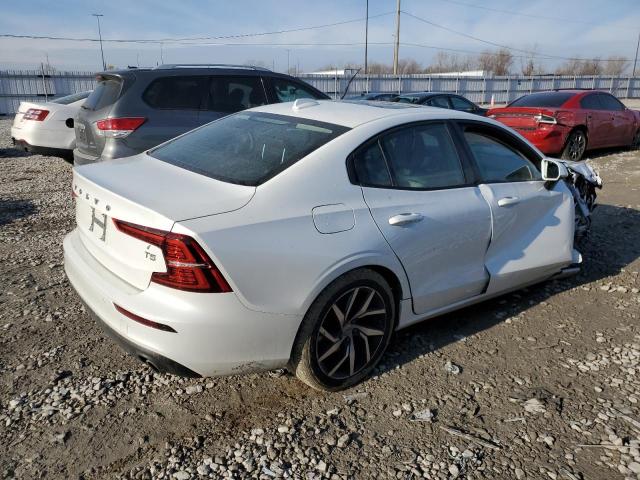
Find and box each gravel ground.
[1,116,640,480]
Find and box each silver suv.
[73,64,329,165]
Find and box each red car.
[488,90,640,160]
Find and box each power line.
[402,10,631,63]
[0,12,394,45]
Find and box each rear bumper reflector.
[114,303,177,333]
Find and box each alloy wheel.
[314,286,390,380]
[567,132,587,160]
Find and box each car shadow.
[376,203,640,375]
[584,146,637,160]
[0,146,32,158]
[0,199,38,226]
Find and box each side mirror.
[541,158,568,181]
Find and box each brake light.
[23,109,49,121]
[534,114,557,125]
[95,117,146,138]
[112,219,232,293]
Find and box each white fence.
[1,69,639,115]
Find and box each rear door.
[134,75,209,150]
[197,75,268,124]
[457,122,574,294]
[354,122,492,315]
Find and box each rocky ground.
[0,116,639,480]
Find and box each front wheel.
[561,130,587,161]
[632,130,640,150]
[290,269,396,391]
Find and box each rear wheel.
[290,269,395,391]
[561,129,587,161]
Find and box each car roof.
[250,99,473,128]
[398,92,454,98]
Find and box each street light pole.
[287,49,291,73]
[364,0,369,76]
[91,14,106,70]
[633,31,640,77]
[392,0,401,75]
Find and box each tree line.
[321,49,631,76]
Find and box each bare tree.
[424,52,474,74]
[603,56,629,75]
[477,48,513,76]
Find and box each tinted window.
[150,112,348,186]
[381,123,466,189]
[396,96,421,104]
[450,96,475,111]
[50,91,91,105]
[427,96,450,108]
[464,131,542,183]
[143,76,208,110]
[580,94,603,110]
[598,93,625,111]
[84,79,122,111]
[353,141,392,187]
[273,79,320,102]
[205,76,267,112]
[509,92,574,108]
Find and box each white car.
[11,91,91,160]
[64,99,600,391]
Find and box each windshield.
[150,112,349,186]
[509,92,574,108]
[50,91,91,105]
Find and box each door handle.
[388,213,424,226]
[497,196,520,207]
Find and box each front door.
[459,124,575,294]
[352,122,492,315]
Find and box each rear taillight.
[95,117,146,138]
[534,114,557,125]
[112,218,232,293]
[23,109,49,121]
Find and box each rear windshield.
[149,112,349,186]
[83,78,122,111]
[50,91,91,105]
[509,92,574,108]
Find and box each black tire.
[561,129,588,161]
[290,269,396,391]
[632,130,640,150]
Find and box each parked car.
[11,91,91,161]
[64,99,601,391]
[488,90,640,160]
[73,64,329,165]
[394,92,488,116]
[349,92,399,101]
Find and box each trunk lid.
[489,107,558,131]
[73,155,255,289]
[75,74,126,158]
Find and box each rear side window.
[143,76,208,110]
[427,96,450,108]
[149,112,349,186]
[84,78,122,111]
[580,94,603,110]
[206,76,267,112]
[509,92,573,108]
[352,141,392,187]
[450,96,475,112]
[272,78,321,102]
[464,131,542,183]
[380,123,466,189]
[50,91,91,105]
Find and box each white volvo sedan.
[64,99,595,391]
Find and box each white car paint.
[64,100,579,379]
[11,92,90,153]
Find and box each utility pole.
[364,0,369,76]
[91,14,106,70]
[392,0,401,75]
[633,31,640,76]
[287,49,291,73]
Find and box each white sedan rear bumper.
[11,120,75,152]
[63,228,302,377]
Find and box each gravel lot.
[1,116,639,480]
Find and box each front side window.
[272,79,319,102]
[206,76,267,113]
[149,112,348,186]
[143,76,209,110]
[450,96,475,112]
[598,93,625,111]
[427,96,450,108]
[380,123,466,189]
[463,130,542,183]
